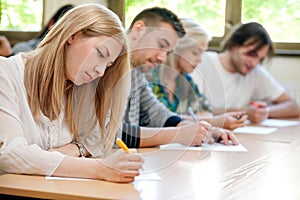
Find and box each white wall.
[267,56,300,105]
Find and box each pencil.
[116,138,131,153]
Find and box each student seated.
[190,22,299,123]
[146,18,247,130]
[122,7,238,148]
[0,4,143,183]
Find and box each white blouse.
[0,54,117,176]
[0,54,69,175]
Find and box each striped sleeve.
[121,123,140,148]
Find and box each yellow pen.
[117,138,144,171]
[116,138,131,153]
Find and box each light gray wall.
[267,56,300,105]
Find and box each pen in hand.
[250,100,265,109]
[188,107,198,122]
[116,138,131,153]
[116,138,144,171]
[188,107,215,145]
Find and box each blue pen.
[188,107,198,122]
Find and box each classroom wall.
[267,56,300,106]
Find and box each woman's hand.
[97,149,144,183]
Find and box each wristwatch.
[0,137,7,155]
[73,142,86,157]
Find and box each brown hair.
[221,22,274,57]
[127,7,185,38]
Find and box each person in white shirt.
[0,4,143,183]
[191,22,299,123]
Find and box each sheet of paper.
[260,119,300,127]
[233,126,277,135]
[46,172,162,181]
[135,172,162,181]
[160,143,248,152]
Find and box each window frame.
[221,0,300,55]
[0,0,45,46]
[120,0,299,55]
[1,0,299,55]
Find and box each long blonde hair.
[24,4,131,152]
[159,18,210,99]
[165,18,211,69]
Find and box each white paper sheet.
[135,172,162,181]
[260,119,300,127]
[160,143,248,152]
[233,126,277,134]
[46,172,162,181]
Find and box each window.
[125,0,300,54]
[0,0,43,31]
[242,0,300,43]
[125,0,226,37]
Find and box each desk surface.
[1,119,300,200]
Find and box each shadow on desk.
[1,194,44,200]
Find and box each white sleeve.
[0,58,65,176]
[253,67,285,102]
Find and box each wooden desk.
[237,118,300,143]
[1,120,300,200]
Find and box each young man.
[121,7,238,148]
[191,22,299,123]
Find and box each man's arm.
[268,93,299,118]
[245,93,299,123]
[139,120,211,147]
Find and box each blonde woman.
[0,4,143,183]
[146,18,243,140]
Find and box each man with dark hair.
[191,22,299,123]
[121,7,238,148]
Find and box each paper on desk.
[233,126,277,134]
[260,119,300,127]
[160,143,248,152]
[46,172,161,181]
[135,172,162,181]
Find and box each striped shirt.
[122,68,181,148]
